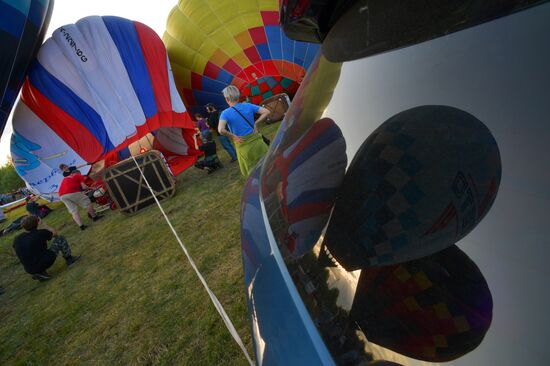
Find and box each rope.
[126,154,254,365]
[63,26,254,361]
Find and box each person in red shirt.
[59,171,101,230]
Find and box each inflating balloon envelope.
[11,16,200,196]
[163,0,320,114]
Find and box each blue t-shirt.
[219,103,260,137]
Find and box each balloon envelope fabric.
[260,118,347,258]
[324,105,502,269]
[11,16,198,196]
[350,245,493,362]
[0,0,53,135]
[163,0,320,115]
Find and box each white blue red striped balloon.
[11,16,196,195]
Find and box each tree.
[0,162,25,193]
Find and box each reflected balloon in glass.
[324,105,502,269]
[350,245,493,362]
[261,118,347,258]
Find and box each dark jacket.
[13,229,56,274]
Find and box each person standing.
[58,171,101,230]
[206,102,237,162]
[218,86,271,176]
[13,216,80,281]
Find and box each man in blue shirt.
[218,85,271,176]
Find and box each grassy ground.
[0,122,280,365]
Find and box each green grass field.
[0,122,280,365]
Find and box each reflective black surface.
[243,2,550,365]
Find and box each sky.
[0,0,178,165]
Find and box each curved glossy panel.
[242,2,550,365]
[241,167,334,365]
[0,0,53,135]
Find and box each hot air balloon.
[324,105,502,269]
[0,0,53,135]
[350,245,493,362]
[163,0,320,115]
[261,118,347,258]
[10,16,200,196]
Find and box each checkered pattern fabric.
[165,1,321,116]
[324,106,501,269]
[355,121,429,265]
[241,76,299,105]
[350,245,493,362]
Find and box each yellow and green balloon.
[163,0,320,114]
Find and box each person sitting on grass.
[194,130,222,174]
[25,195,52,218]
[12,216,80,281]
[59,171,102,230]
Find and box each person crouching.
[12,216,80,281]
[194,130,222,174]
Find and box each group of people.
[12,163,104,282]
[193,85,271,177]
[12,85,271,283]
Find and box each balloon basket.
[260,93,291,124]
[104,151,176,215]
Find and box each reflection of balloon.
[350,245,493,362]
[0,0,53,135]
[324,106,501,269]
[11,16,200,195]
[163,0,320,114]
[261,118,347,258]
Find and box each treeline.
[0,163,25,194]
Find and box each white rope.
[76,20,254,361]
[126,154,254,366]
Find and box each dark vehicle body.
[241,1,550,365]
